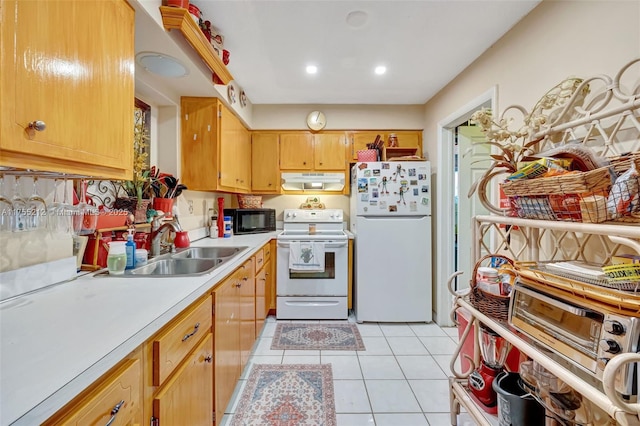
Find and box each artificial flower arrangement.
[467,77,590,204]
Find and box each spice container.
[223,216,232,238]
[135,249,148,266]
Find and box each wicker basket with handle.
[467,254,514,322]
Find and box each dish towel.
[289,241,325,272]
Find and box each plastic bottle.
[223,216,232,238]
[107,241,127,275]
[125,229,136,270]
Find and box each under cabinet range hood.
[281,172,345,191]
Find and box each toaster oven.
[509,281,640,396]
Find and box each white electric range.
[276,209,348,319]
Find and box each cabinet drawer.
[263,242,271,264]
[240,257,255,282]
[153,295,212,386]
[47,358,142,426]
[254,248,264,274]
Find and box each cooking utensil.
[172,184,187,199]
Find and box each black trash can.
[493,372,545,426]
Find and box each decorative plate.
[240,90,247,108]
[227,84,236,104]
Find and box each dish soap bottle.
[125,229,136,270]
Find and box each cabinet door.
[279,132,313,170]
[255,259,271,334]
[237,125,252,191]
[0,0,134,180]
[180,98,219,191]
[349,132,385,160]
[268,240,277,311]
[219,103,241,189]
[315,132,347,170]
[251,133,280,193]
[238,258,256,367]
[153,333,213,426]
[213,275,240,416]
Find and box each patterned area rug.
[231,364,336,426]
[271,323,365,351]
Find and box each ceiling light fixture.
[136,52,189,78]
[346,10,368,28]
[374,66,387,75]
[306,65,318,74]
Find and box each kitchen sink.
[129,258,222,276]
[95,246,248,277]
[171,246,248,260]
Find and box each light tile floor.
[219,315,477,426]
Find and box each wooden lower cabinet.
[238,258,255,367]
[268,239,277,314]
[153,333,213,426]
[43,350,143,426]
[144,295,214,426]
[213,270,241,418]
[212,256,255,418]
[45,244,275,426]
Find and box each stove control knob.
[599,339,621,354]
[604,320,625,336]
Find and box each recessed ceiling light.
[306,65,318,74]
[374,66,387,75]
[136,52,189,78]
[346,11,368,28]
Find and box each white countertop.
[0,232,278,426]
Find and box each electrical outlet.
[187,200,194,214]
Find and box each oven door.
[276,239,348,296]
[509,283,603,374]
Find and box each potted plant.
[113,107,153,223]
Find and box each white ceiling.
[191,0,540,105]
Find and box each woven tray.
[515,261,640,314]
[467,254,513,321]
[501,166,614,197]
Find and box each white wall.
[252,104,425,130]
[423,0,640,323]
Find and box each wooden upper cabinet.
[221,103,251,191]
[251,132,280,193]
[349,131,385,160]
[315,132,347,170]
[348,131,423,160]
[0,0,135,180]
[279,132,314,170]
[181,97,251,193]
[181,97,219,191]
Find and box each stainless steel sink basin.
[129,258,222,276]
[172,246,247,260]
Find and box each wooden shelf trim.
[159,6,233,84]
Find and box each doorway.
[455,123,491,292]
[434,87,496,326]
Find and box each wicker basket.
[237,194,263,209]
[501,165,627,223]
[468,254,514,321]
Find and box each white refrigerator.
[350,161,432,322]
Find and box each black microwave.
[223,208,277,235]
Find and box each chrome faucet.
[150,215,182,257]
